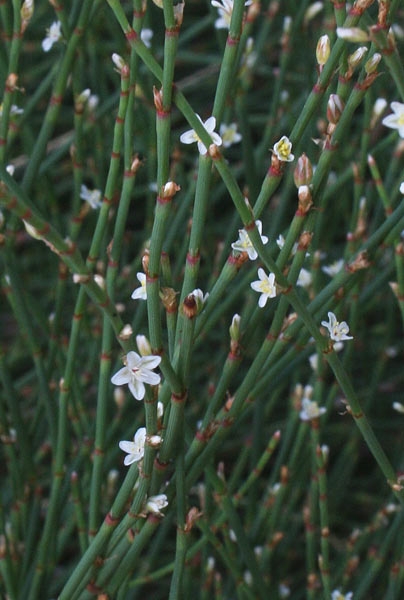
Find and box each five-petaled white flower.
[232,220,268,260]
[111,351,161,400]
[322,259,344,277]
[382,102,404,138]
[80,184,102,209]
[0,104,23,118]
[146,493,168,516]
[250,268,276,307]
[220,123,242,148]
[42,21,62,52]
[180,114,222,155]
[273,135,294,162]
[131,273,147,300]
[140,28,153,48]
[331,591,353,600]
[299,397,326,421]
[191,288,209,310]
[119,427,147,465]
[211,0,251,29]
[321,311,353,342]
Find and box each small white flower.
[321,312,353,342]
[157,401,164,419]
[400,182,404,195]
[250,268,276,307]
[180,114,222,155]
[140,28,153,48]
[229,529,237,542]
[211,0,251,29]
[145,493,168,516]
[297,268,312,288]
[207,556,215,571]
[392,23,404,40]
[42,21,62,52]
[254,546,263,558]
[0,104,24,118]
[299,397,326,421]
[112,53,126,71]
[322,259,344,277]
[232,220,268,260]
[6,165,15,176]
[331,591,353,600]
[393,402,404,414]
[270,482,281,495]
[80,184,102,209]
[382,102,404,138]
[321,444,329,460]
[244,571,252,586]
[219,123,242,148]
[131,273,147,301]
[88,95,99,111]
[119,427,147,465]
[273,135,294,162]
[309,353,318,371]
[111,351,161,400]
[279,583,291,598]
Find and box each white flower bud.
[229,314,241,341]
[136,334,152,356]
[316,34,330,65]
[348,46,368,68]
[365,52,381,74]
[112,53,126,71]
[336,27,369,42]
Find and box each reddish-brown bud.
[294,153,313,187]
[327,94,344,125]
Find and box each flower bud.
[348,46,368,69]
[327,94,344,125]
[23,220,41,240]
[94,274,105,289]
[153,86,163,112]
[304,2,323,25]
[183,294,198,319]
[336,27,369,42]
[174,2,185,26]
[118,324,133,341]
[161,181,180,199]
[371,97,387,122]
[365,52,381,74]
[136,334,152,356]
[114,387,125,408]
[294,153,313,187]
[229,314,241,342]
[76,88,91,106]
[283,16,292,34]
[21,0,34,31]
[297,186,313,215]
[112,53,126,72]
[316,34,330,66]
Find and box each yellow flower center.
[259,280,273,295]
[398,114,404,126]
[277,140,290,160]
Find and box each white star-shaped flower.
[273,135,294,162]
[119,427,147,465]
[42,21,62,52]
[0,104,23,118]
[145,493,168,516]
[299,397,326,421]
[220,123,242,148]
[180,114,222,155]
[331,591,353,600]
[232,220,268,260]
[131,273,147,300]
[211,0,234,29]
[191,288,209,310]
[80,184,102,209]
[250,268,276,307]
[322,259,344,277]
[321,311,353,342]
[111,351,161,400]
[140,28,153,48]
[382,102,404,138]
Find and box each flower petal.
[119,441,135,453]
[139,355,161,370]
[111,367,131,385]
[258,294,267,308]
[124,453,138,466]
[180,130,196,144]
[197,140,208,155]
[129,379,145,400]
[126,351,141,370]
[139,369,161,386]
[204,116,216,132]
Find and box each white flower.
[211,0,251,29]
[219,123,242,148]
[299,397,326,421]
[180,114,222,155]
[321,444,329,460]
[393,402,404,414]
[279,583,291,598]
[229,529,237,542]
[322,259,344,277]
[297,268,312,288]
[145,493,168,516]
[331,591,353,600]
[140,28,153,48]
[88,95,99,111]
[0,104,23,118]
[6,165,15,176]
[277,234,298,254]
[80,184,102,209]
[112,53,126,71]
[250,268,276,307]
[111,351,161,400]
[232,220,268,260]
[273,135,294,162]
[42,21,62,52]
[157,401,164,419]
[321,311,353,342]
[309,353,318,371]
[131,273,147,300]
[382,102,404,138]
[400,182,404,195]
[119,427,147,465]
